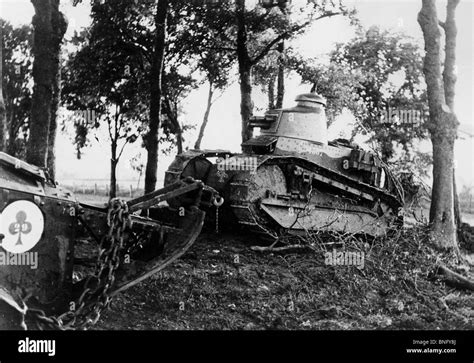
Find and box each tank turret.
[244,93,328,154]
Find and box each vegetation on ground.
[96,227,474,330]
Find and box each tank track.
[165,151,403,239]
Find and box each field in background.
[463,213,474,226]
[59,179,161,205]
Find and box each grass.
[68,190,474,330]
[94,226,474,330]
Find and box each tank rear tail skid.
[0,151,209,329]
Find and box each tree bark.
[144,0,168,195]
[47,1,67,179]
[110,140,117,198]
[441,0,459,109]
[236,0,253,144]
[176,125,183,155]
[172,100,183,155]
[47,77,58,179]
[267,74,276,110]
[436,264,474,291]
[418,0,459,249]
[440,0,462,229]
[163,97,183,155]
[276,41,285,109]
[194,81,214,150]
[0,25,6,152]
[27,0,54,168]
[453,174,461,227]
[7,118,17,156]
[238,64,253,144]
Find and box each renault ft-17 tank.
[0,151,211,329]
[165,93,404,238]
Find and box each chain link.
[213,196,224,234]
[25,198,131,330]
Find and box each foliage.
[250,1,357,109]
[289,27,429,163]
[331,27,428,161]
[166,2,235,91]
[287,51,364,124]
[459,185,473,213]
[178,0,357,143]
[64,1,232,157]
[62,7,145,157]
[0,20,33,158]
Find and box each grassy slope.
[95,228,474,330]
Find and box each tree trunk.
[440,0,462,229]
[47,1,67,179]
[267,74,276,110]
[176,125,183,155]
[236,0,253,145]
[47,80,58,179]
[0,25,6,152]
[276,41,285,109]
[172,101,183,154]
[442,0,459,109]
[144,0,168,195]
[7,117,17,156]
[429,126,457,246]
[238,64,253,144]
[418,0,459,249]
[27,0,54,168]
[110,141,117,198]
[453,174,461,227]
[163,98,183,155]
[194,81,214,150]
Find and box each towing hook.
[213,195,224,207]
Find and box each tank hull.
[0,152,206,329]
[165,142,403,239]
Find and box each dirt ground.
[94,227,474,331]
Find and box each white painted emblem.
[0,200,44,254]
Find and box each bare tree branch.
[251,245,311,252]
[251,11,341,65]
[201,45,238,52]
[436,264,474,291]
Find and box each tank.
[165,92,404,238]
[0,151,208,329]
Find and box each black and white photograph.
[0,0,473,360]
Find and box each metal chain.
[213,196,224,234]
[215,206,219,233]
[26,198,131,330]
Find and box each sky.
[0,0,473,190]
